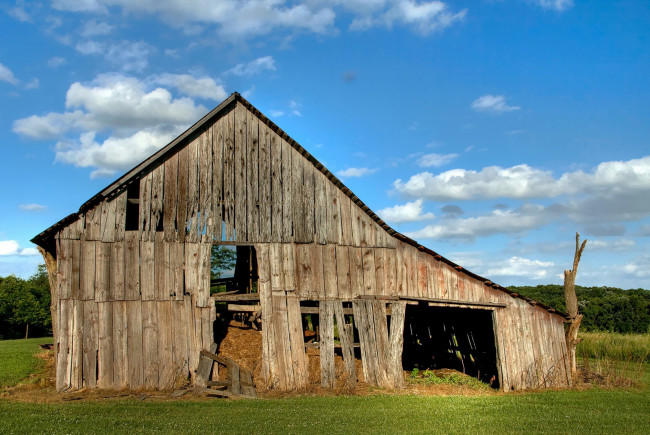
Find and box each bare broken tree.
[564,232,587,378]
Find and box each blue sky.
[1,0,649,288]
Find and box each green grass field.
[1,336,649,434]
[0,337,52,388]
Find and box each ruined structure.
[33,93,571,393]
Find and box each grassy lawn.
[1,336,649,434]
[0,337,52,388]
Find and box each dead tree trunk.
[564,232,587,378]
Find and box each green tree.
[210,245,236,280]
[0,265,51,339]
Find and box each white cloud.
[0,241,38,256]
[51,1,465,39]
[270,110,284,117]
[395,156,650,202]
[19,204,47,211]
[405,204,552,241]
[25,78,39,89]
[623,254,650,278]
[349,1,466,35]
[150,74,228,101]
[533,0,574,12]
[0,62,19,85]
[394,164,558,201]
[377,199,435,223]
[56,129,181,177]
[337,167,378,178]
[8,4,31,22]
[14,74,213,175]
[471,94,520,113]
[587,239,636,252]
[80,19,115,37]
[47,57,67,69]
[0,241,20,256]
[76,40,154,72]
[226,56,276,76]
[19,247,40,256]
[417,152,458,167]
[486,256,554,280]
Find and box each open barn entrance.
[402,304,500,388]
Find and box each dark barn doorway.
[402,304,500,388]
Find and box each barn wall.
[48,99,569,392]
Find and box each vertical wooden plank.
[187,299,202,379]
[335,245,351,299]
[177,145,189,243]
[82,300,98,388]
[112,300,127,389]
[271,292,292,389]
[234,103,248,242]
[426,257,439,299]
[70,300,84,389]
[339,191,352,245]
[196,243,211,308]
[350,202,362,247]
[257,244,277,387]
[139,172,153,240]
[110,242,124,301]
[352,300,375,384]
[292,151,305,242]
[212,117,224,242]
[57,238,72,300]
[286,293,308,388]
[114,191,127,242]
[126,300,143,388]
[384,248,397,296]
[154,233,168,301]
[80,240,95,300]
[270,130,282,243]
[374,248,385,295]
[95,242,111,302]
[387,300,406,388]
[157,301,174,389]
[294,244,311,299]
[323,244,338,299]
[222,108,235,241]
[319,301,335,388]
[349,247,364,298]
[163,153,179,242]
[417,250,428,298]
[186,138,200,243]
[246,111,259,242]
[56,300,71,391]
[172,300,189,383]
[124,232,140,300]
[171,242,185,301]
[150,164,165,239]
[142,301,159,389]
[362,248,376,295]
[184,243,200,301]
[140,240,155,300]
[333,301,356,387]
[199,127,213,243]
[97,302,113,388]
[326,180,341,244]
[101,199,116,243]
[303,160,315,243]
[371,301,389,386]
[311,244,324,300]
[314,172,328,245]
[259,122,272,242]
[281,139,293,242]
[283,243,296,290]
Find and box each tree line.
[0,265,51,339]
[510,284,650,334]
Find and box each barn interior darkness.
[402,305,500,388]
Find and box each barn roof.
[31,92,566,319]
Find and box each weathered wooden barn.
[33,93,571,393]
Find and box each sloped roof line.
[31,92,567,319]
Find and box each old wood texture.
[319,301,335,388]
[40,98,570,393]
